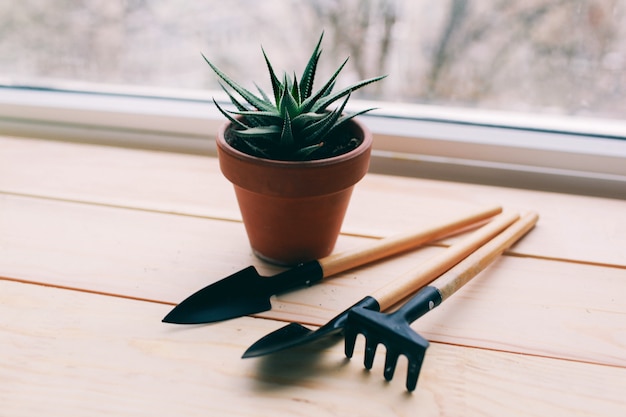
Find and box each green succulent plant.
[204,33,386,161]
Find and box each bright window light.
[1,0,625,121]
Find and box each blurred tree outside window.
[0,0,624,121]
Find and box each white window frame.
[1,85,625,199]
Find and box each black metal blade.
[162,266,268,324]
[242,322,317,358]
[162,261,324,324]
[242,296,380,358]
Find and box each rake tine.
[344,326,359,360]
[406,358,424,392]
[383,349,400,380]
[344,212,539,392]
[364,339,379,370]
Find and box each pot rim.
[216,117,373,197]
[216,117,373,169]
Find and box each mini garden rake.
[344,212,538,391]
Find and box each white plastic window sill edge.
[1,86,625,199]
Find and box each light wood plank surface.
[1,136,625,267]
[1,280,624,417]
[2,193,625,368]
[2,136,626,416]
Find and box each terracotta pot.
[216,118,373,265]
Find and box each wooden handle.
[373,211,520,310]
[318,204,502,277]
[434,211,539,301]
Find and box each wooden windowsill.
[1,135,625,416]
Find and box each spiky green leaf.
[219,83,249,111]
[203,53,275,112]
[255,83,272,103]
[293,142,324,158]
[262,48,282,105]
[232,125,282,140]
[279,74,300,119]
[312,75,387,112]
[280,111,294,146]
[302,93,350,144]
[212,99,249,130]
[299,57,349,113]
[240,138,272,158]
[321,81,335,98]
[229,110,283,125]
[291,112,327,131]
[327,107,377,135]
[218,84,268,127]
[291,72,301,105]
[299,33,323,99]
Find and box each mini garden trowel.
[241,210,526,359]
[162,205,502,324]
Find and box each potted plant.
[204,33,386,265]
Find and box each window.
[1,1,625,198]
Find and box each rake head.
[344,306,430,392]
